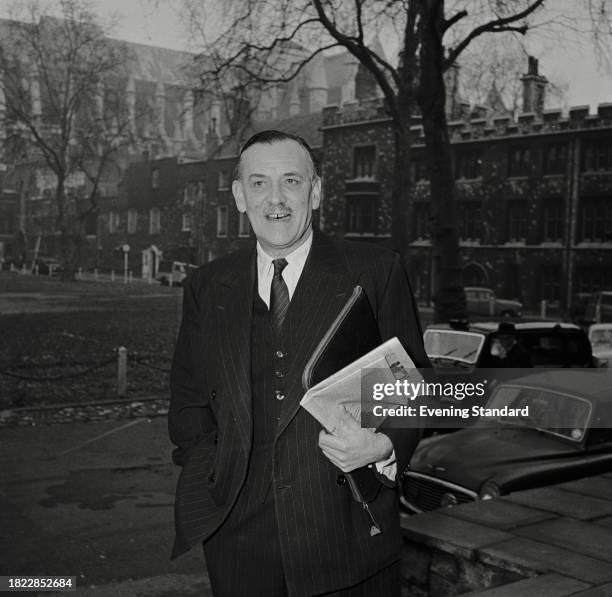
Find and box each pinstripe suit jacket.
[169,230,429,593]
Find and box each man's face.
[232,139,321,257]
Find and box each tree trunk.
[417,3,466,323]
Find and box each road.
[0,417,212,596]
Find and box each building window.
[218,170,229,190]
[411,159,428,183]
[582,138,612,172]
[108,210,119,234]
[506,200,528,241]
[577,266,612,293]
[127,209,138,234]
[217,206,228,237]
[149,207,160,234]
[345,196,377,233]
[578,197,612,242]
[457,201,482,240]
[353,145,376,179]
[541,265,561,303]
[151,168,160,189]
[508,145,531,177]
[238,212,250,237]
[543,142,568,175]
[182,213,191,232]
[541,198,564,242]
[455,148,483,180]
[413,203,430,240]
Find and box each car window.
[424,330,485,364]
[590,328,612,349]
[520,332,590,367]
[486,385,592,442]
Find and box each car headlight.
[479,483,500,500]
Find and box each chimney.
[521,56,547,116]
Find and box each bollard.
[596,303,602,324]
[488,295,495,317]
[94,268,98,281]
[111,270,115,282]
[77,267,82,280]
[34,265,39,275]
[117,346,127,397]
[540,299,547,319]
[129,271,133,283]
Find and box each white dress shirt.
[255,228,397,480]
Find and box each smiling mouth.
[266,213,291,221]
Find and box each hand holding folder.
[300,286,422,536]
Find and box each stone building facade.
[320,99,612,312]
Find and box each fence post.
[596,303,602,324]
[34,265,39,275]
[111,269,115,282]
[94,268,98,281]
[540,299,547,319]
[77,267,82,280]
[129,271,133,283]
[488,295,495,317]
[117,346,127,397]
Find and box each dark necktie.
[270,258,289,335]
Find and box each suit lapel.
[213,250,256,452]
[276,232,358,436]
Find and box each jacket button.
[208,472,216,483]
[275,391,285,401]
[275,350,286,358]
[275,370,284,378]
[210,390,217,399]
[336,474,346,486]
[213,433,219,445]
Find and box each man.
[169,130,429,596]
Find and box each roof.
[472,321,582,332]
[427,321,583,333]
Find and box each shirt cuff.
[374,449,397,481]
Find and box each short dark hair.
[234,129,319,179]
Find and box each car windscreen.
[590,327,612,351]
[423,330,485,364]
[484,384,592,442]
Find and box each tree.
[0,0,139,277]
[176,0,611,322]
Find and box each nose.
[266,179,287,206]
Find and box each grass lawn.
[0,272,183,408]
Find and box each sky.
[3,0,612,112]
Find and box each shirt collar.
[256,228,313,276]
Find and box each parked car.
[589,324,612,368]
[31,257,62,276]
[156,260,197,286]
[584,291,612,324]
[464,287,522,318]
[424,321,595,370]
[401,370,612,513]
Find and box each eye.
[285,177,301,186]
[251,179,266,188]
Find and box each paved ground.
[0,416,212,596]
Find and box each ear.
[232,179,246,213]
[311,176,322,210]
